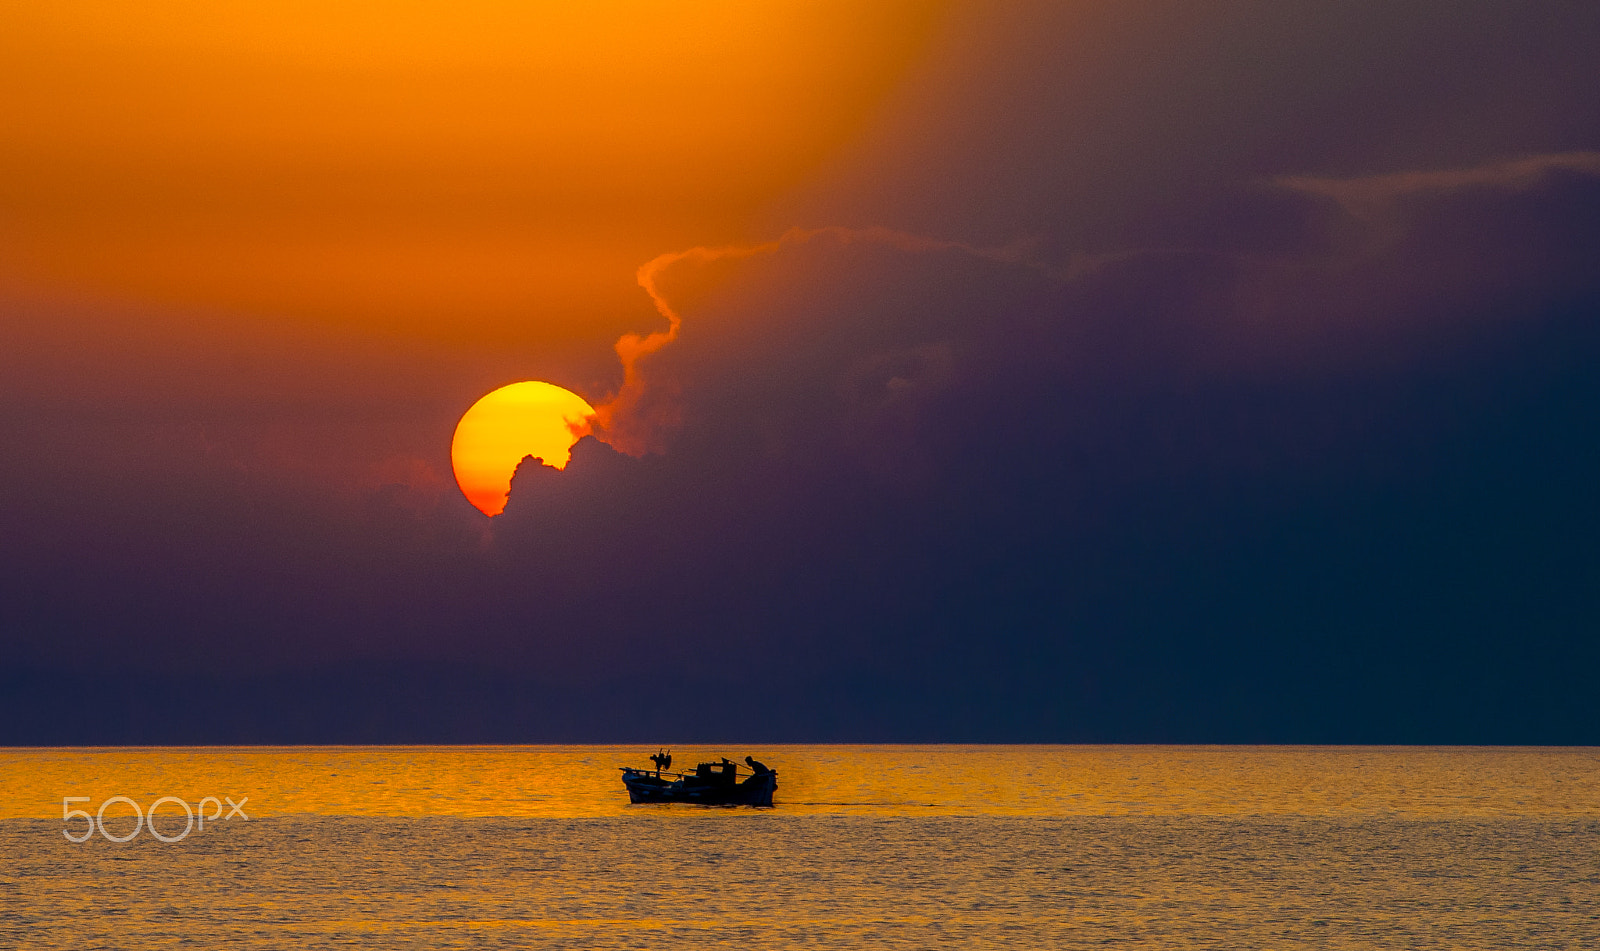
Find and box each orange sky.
[0,2,945,351]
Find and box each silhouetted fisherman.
[745,756,771,774]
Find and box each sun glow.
[451,381,595,516]
[0,2,944,342]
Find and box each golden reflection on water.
[1,745,1596,819]
[5,747,1599,949]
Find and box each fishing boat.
[620,755,778,806]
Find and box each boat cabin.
[692,760,739,786]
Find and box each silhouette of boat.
[620,756,778,806]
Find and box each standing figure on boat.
[745,756,770,775]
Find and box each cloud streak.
[594,225,1041,455]
[1276,151,1600,213]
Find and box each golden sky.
[0,1,944,349]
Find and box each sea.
[1,746,1596,949]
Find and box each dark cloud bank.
[4,2,1600,743]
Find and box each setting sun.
[451,381,595,516]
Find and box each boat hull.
[621,769,777,807]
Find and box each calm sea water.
[1,746,1596,948]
